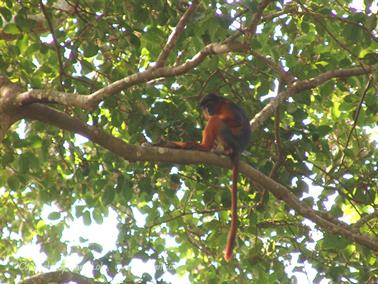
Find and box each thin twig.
[246,0,273,40]
[39,0,65,90]
[250,50,296,84]
[269,87,285,179]
[344,75,374,150]
[155,0,200,67]
[353,211,378,230]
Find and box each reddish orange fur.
[223,164,238,261]
[161,94,250,261]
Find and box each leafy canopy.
[0,0,377,283]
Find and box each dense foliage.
[0,0,377,283]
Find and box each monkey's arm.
[158,116,225,151]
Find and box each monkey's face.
[199,94,221,114]
[202,108,211,120]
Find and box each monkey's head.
[199,93,224,118]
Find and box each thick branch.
[0,76,91,111]
[20,270,95,284]
[18,104,378,252]
[250,66,376,132]
[16,90,91,109]
[0,113,21,142]
[0,76,22,110]
[155,0,200,67]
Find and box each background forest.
[0,0,377,283]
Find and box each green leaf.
[36,220,46,234]
[0,7,12,21]
[83,210,92,226]
[322,234,349,250]
[365,14,378,30]
[3,23,20,35]
[129,33,141,48]
[7,175,20,190]
[18,152,39,174]
[75,205,85,218]
[92,209,104,224]
[317,125,332,136]
[14,13,30,32]
[343,23,361,43]
[83,43,99,58]
[88,242,103,253]
[101,187,115,205]
[48,212,61,220]
[138,177,152,194]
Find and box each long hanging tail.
[223,161,239,261]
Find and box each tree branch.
[0,41,245,111]
[0,112,21,142]
[250,49,295,84]
[353,211,378,230]
[246,0,273,40]
[250,66,376,132]
[1,63,375,145]
[16,103,378,252]
[86,41,248,106]
[0,76,92,112]
[16,89,91,109]
[155,0,200,67]
[39,0,65,89]
[20,270,96,284]
[345,75,374,150]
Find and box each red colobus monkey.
[160,93,251,261]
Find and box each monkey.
[157,93,251,261]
